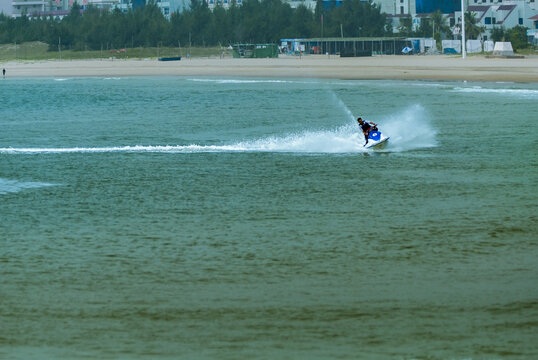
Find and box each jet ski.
[364,130,389,149]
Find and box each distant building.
[284,0,316,11]
[1,0,14,16]
[458,1,538,39]
[87,0,120,9]
[380,0,538,36]
[6,0,171,18]
[116,0,171,17]
[10,0,46,17]
[376,0,415,16]
[206,0,241,9]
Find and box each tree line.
[1,0,529,52]
[0,0,393,51]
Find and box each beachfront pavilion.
[280,37,409,56]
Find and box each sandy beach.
[2,54,538,82]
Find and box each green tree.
[415,17,432,38]
[506,25,528,51]
[289,4,314,39]
[464,11,484,40]
[490,26,506,42]
[431,10,450,38]
[397,16,413,37]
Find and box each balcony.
[12,0,45,5]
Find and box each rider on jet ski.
[357,117,378,145]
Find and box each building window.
[400,6,404,14]
[492,17,496,24]
[519,18,523,25]
[485,17,491,24]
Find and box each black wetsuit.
[360,122,371,133]
[360,121,372,141]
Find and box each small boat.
[158,57,181,61]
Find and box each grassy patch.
[0,42,232,61]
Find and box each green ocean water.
[1,77,537,359]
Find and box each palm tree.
[431,10,451,38]
[464,11,485,40]
[430,10,450,50]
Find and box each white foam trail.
[381,104,437,151]
[329,92,436,152]
[0,105,435,155]
[234,127,365,153]
[452,86,538,97]
[0,178,58,195]
[187,78,312,84]
[0,131,366,154]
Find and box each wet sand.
[3,54,538,82]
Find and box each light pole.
[461,0,466,59]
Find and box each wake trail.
[1,102,436,154]
[0,178,58,194]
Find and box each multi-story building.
[376,0,414,16]
[1,0,13,16]
[5,0,172,18]
[380,0,537,36]
[462,1,538,39]
[116,0,171,17]
[10,0,46,17]
[206,0,241,9]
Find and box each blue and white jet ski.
[364,130,389,149]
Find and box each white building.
[10,0,46,17]
[206,0,241,9]
[375,0,414,16]
[108,0,171,18]
[284,0,316,11]
[455,1,538,40]
[4,0,171,18]
[206,0,315,10]
[380,0,538,36]
[1,0,13,16]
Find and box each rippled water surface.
[1,77,537,359]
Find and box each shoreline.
[2,55,538,82]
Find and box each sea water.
[0,77,537,359]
